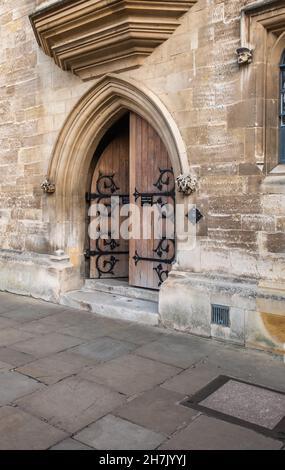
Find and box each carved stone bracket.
[41,177,55,194]
[30,0,197,80]
[236,47,253,66]
[176,173,198,196]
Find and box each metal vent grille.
[211,304,230,327]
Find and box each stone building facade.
[0,0,285,355]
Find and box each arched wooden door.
[87,112,175,290]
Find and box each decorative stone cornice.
[30,0,196,80]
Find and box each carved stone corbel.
[176,173,198,196]
[41,177,55,194]
[236,47,253,66]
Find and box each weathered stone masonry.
[0,0,285,354]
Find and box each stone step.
[83,279,159,303]
[60,290,159,326]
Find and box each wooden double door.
[87,112,175,290]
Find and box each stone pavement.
[0,291,284,450]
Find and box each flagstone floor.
[0,291,284,450]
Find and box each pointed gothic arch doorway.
[86,112,175,290]
[46,75,189,294]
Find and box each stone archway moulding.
[48,74,189,191]
[47,73,189,257]
[49,73,188,194]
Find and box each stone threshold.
[60,279,159,326]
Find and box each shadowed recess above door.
[30,0,197,81]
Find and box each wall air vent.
[211,304,230,327]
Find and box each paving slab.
[162,361,222,396]
[0,294,56,309]
[205,347,285,391]
[51,349,102,368]
[0,317,18,329]
[12,333,85,358]
[0,370,45,405]
[18,319,60,335]
[163,350,285,396]
[80,354,181,396]
[35,310,93,330]
[0,304,15,315]
[201,379,285,430]
[59,317,129,341]
[0,294,28,314]
[0,347,36,367]
[159,415,283,450]
[108,323,167,345]
[70,337,138,362]
[0,360,11,370]
[50,438,93,450]
[16,376,125,433]
[15,353,95,385]
[0,328,34,348]
[2,305,62,323]
[31,299,69,312]
[1,297,67,313]
[135,335,211,369]
[115,387,198,435]
[0,406,67,450]
[75,415,165,450]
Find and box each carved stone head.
[236,47,253,65]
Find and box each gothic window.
[279,50,285,163]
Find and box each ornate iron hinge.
[86,172,129,204]
[134,168,175,207]
[133,239,175,266]
[85,244,129,278]
[153,264,171,287]
[134,189,175,207]
[85,249,129,259]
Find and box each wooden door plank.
[129,113,175,290]
[89,121,129,279]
